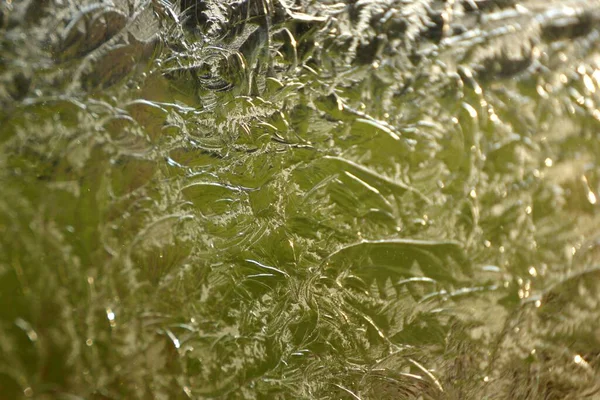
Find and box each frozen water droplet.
[587,191,597,205]
[559,73,568,83]
[15,319,38,342]
[106,308,116,327]
[583,75,595,93]
[536,85,548,98]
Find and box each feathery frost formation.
[1,0,600,398]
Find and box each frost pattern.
[1,0,600,398]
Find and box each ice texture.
[1,0,600,398]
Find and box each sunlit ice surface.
[1,0,600,398]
